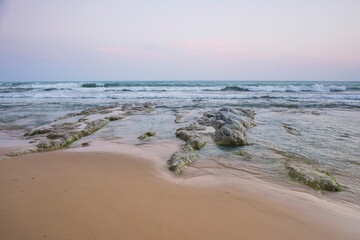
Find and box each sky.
[0,0,359,81]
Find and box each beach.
[1,150,359,240]
[1,0,360,238]
[1,81,360,239]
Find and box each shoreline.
[0,149,359,239]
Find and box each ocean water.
[1,81,360,209]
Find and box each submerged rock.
[282,123,300,136]
[57,104,121,120]
[106,115,125,121]
[234,150,251,159]
[286,161,341,192]
[211,108,255,146]
[123,102,154,114]
[175,112,185,123]
[138,131,156,140]
[167,144,198,175]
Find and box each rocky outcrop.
[175,130,205,150]
[286,161,341,192]
[168,107,256,174]
[27,126,54,136]
[122,101,154,114]
[175,121,207,150]
[37,119,109,151]
[56,104,121,121]
[167,144,198,175]
[138,131,156,140]
[210,108,255,146]
[21,102,155,153]
[197,111,217,126]
[106,115,125,121]
[56,102,154,121]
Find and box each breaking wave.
[221,84,347,92]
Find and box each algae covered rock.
[36,119,109,151]
[167,144,198,175]
[234,150,251,160]
[29,126,54,136]
[175,119,207,150]
[197,111,216,126]
[211,107,255,146]
[106,115,125,121]
[286,161,341,192]
[84,119,109,134]
[138,131,156,140]
[175,129,205,150]
[15,101,155,157]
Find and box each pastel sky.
[0,0,359,81]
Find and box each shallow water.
[0,81,359,209]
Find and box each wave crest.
[220,84,346,92]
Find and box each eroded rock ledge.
[286,161,341,192]
[211,107,256,146]
[10,102,155,156]
[168,107,256,174]
[167,144,198,175]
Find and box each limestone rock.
[29,126,54,136]
[234,150,251,159]
[167,144,198,175]
[286,161,341,192]
[84,119,109,134]
[197,111,216,126]
[211,107,255,146]
[36,119,109,151]
[16,102,155,156]
[106,115,125,121]
[175,129,205,150]
[138,131,156,140]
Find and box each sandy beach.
[1,0,360,238]
[1,150,359,240]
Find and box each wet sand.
[0,151,359,240]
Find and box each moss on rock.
[287,161,341,192]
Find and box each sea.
[1,80,359,209]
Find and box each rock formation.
[286,161,341,192]
[167,144,198,175]
[21,102,155,153]
[210,107,256,146]
[138,131,156,140]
